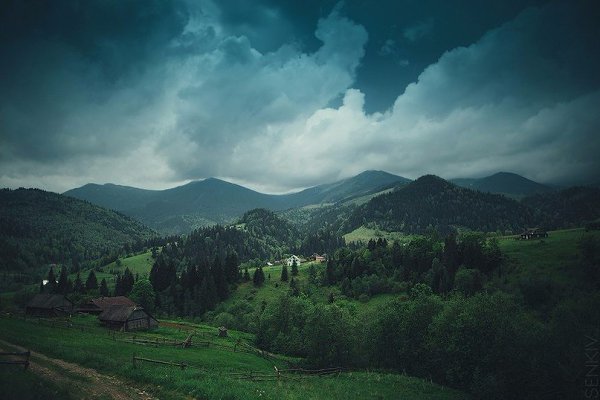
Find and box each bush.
[453,267,482,296]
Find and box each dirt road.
[0,339,156,400]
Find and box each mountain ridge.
[64,171,411,234]
[451,172,553,198]
[0,188,155,271]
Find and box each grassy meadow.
[101,250,155,277]
[0,315,468,400]
[496,228,597,288]
[343,226,418,244]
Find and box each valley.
[1,171,599,400]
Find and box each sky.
[1,0,599,194]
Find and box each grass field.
[343,226,419,244]
[496,228,597,288]
[102,250,155,277]
[0,315,468,400]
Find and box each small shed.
[98,305,158,331]
[26,294,73,317]
[218,326,228,337]
[77,296,135,314]
[520,228,548,240]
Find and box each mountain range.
[64,170,410,234]
[61,170,598,235]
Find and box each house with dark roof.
[98,305,158,331]
[520,228,548,240]
[26,294,74,317]
[77,296,135,314]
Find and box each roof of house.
[98,305,157,323]
[92,296,135,309]
[27,294,72,309]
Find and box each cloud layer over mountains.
[1,0,598,193]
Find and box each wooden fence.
[0,350,30,370]
[132,354,187,370]
[130,353,341,381]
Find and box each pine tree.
[308,264,317,285]
[291,260,298,276]
[253,267,265,287]
[289,277,300,296]
[73,273,85,294]
[213,256,228,300]
[47,266,57,294]
[225,251,240,283]
[281,264,289,282]
[85,270,98,291]
[99,278,109,297]
[324,259,335,285]
[114,274,123,296]
[121,268,134,295]
[57,266,69,294]
[205,275,218,310]
[243,267,251,282]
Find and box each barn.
[26,294,74,317]
[98,305,158,331]
[77,296,135,314]
[520,228,548,240]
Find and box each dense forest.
[142,209,344,317]
[251,232,600,399]
[0,188,155,275]
[344,175,535,234]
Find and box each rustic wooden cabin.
[520,228,548,240]
[25,294,73,317]
[77,296,135,314]
[98,305,158,331]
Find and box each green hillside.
[0,188,155,273]
[345,175,534,235]
[0,315,468,400]
[493,228,600,301]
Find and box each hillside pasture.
[0,315,468,400]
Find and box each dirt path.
[0,339,156,400]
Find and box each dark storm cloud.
[1,0,599,193]
[214,0,552,112]
[0,0,189,164]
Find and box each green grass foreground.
[0,315,468,400]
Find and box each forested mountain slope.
[0,188,155,271]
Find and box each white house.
[286,255,301,267]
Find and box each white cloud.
[1,1,599,193]
[211,2,600,190]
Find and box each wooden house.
[98,305,158,331]
[520,228,548,240]
[77,296,135,314]
[26,294,73,317]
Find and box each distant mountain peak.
[412,174,451,186]
[451,172,552,198]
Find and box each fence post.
[274,365,280,381]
